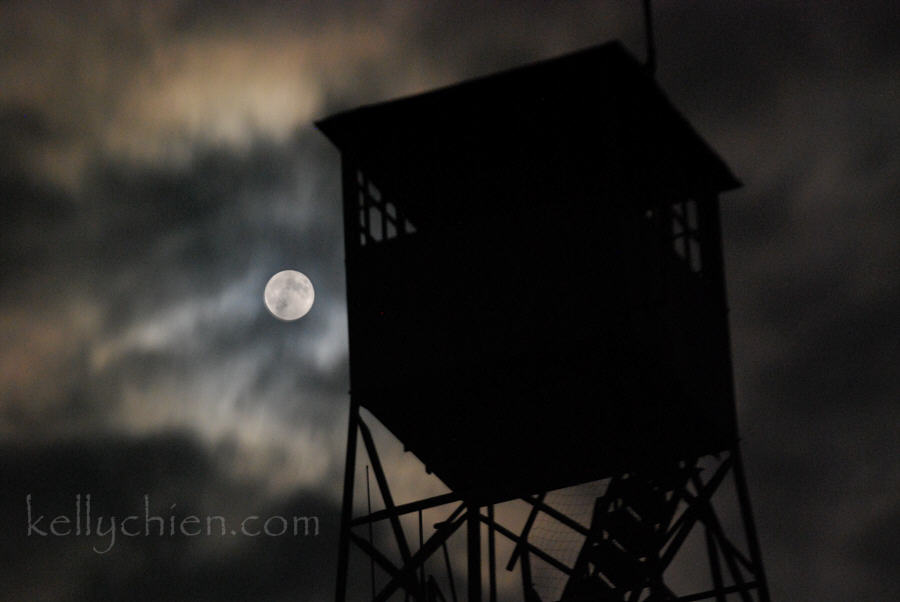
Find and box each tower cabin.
[317,41,741,503]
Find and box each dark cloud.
[2,132,348,451]
[0,433,340,601]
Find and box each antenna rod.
[642,0,657,74]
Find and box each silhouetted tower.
[318,41,770,602]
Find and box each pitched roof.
[317,41,738,227]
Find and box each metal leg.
[487,504,496,602]
[336,399,360,602]
[467,504,481,602]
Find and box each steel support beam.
[506,493,545,571]
[467,503,481,602]
[374,513,467,602]
[352,492,463,527]
[358,417,413,567]
[335,399,360,602]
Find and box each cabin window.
[670,198,702,274]
[356,170,416,247]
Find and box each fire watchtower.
[319,41,770,602]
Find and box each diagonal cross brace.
[350,531,423,598]
[374,510,468,602]
[506,493,546,571]
[358,417,413,567]
[660,455,733,570]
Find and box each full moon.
[264,270,315,321]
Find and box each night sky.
[2,2,898,601]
